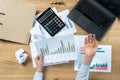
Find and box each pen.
[0,12,5,16]
[0,23,3,25]
[50,1,65,5]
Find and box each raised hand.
[83,34,98,65]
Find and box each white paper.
[89,45,112,72]
[30,43,69,67]
[15,49,28,64]
[74,35,112,72]
[57,9,77,36]
[33,34,77,64]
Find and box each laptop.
[68,0,120,40]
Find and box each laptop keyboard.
[76,0,112,31]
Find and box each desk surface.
[0,0,120,80]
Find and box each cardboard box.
[0,0,36,44]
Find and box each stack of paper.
[30,8,77,67]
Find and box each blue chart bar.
[64,18,73,29]
[64,22,69,29]
[97,48,105,53]
[39,40,75,55]
[68,18,73,28]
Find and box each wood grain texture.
[0,0,120,80]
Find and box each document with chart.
[33,35,77,64]
[30,43,69,67]
[89,45,112,72]
[74,35,112,72]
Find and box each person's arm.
[33,72,43,80]
[76,63,90,80]
[33,55,44,80]
[76,34,98,80]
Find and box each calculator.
[37,7,65,36]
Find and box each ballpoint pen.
[0,23,3,25]
[0,12,5,16]
[50,0,65,5]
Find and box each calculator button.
[44,25,46,27]
[54,16,56,18]
[49,31,52,33]
[61,24,63,26]
[48,21,50,23]
[53,17,55,20]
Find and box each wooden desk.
[0,0,120,80]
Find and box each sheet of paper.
[33,34,77,64]
[89,45,112,72]
[74,35,112,72]
[57,9,77,36]
[30,43,69,68]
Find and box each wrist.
[36,67,42,72]
[83,56,93,65]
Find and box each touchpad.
[77,16,91,29]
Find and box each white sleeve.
[76,64,90,80]
[33,72,43,80]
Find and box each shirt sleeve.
[76,64,90,80]
[33,72,43,80]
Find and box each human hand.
[83,34,98,65]
[35,54,44,72]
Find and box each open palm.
[82,34,98,65]
[84,34,98,58]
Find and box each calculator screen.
[38,9,53,23]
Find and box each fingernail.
[92,34,95,38]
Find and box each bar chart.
[57,9,77,35]
[40,40,75,55]
[90,63,108,70]
[90,57,111,72]
[34,35,77,64]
